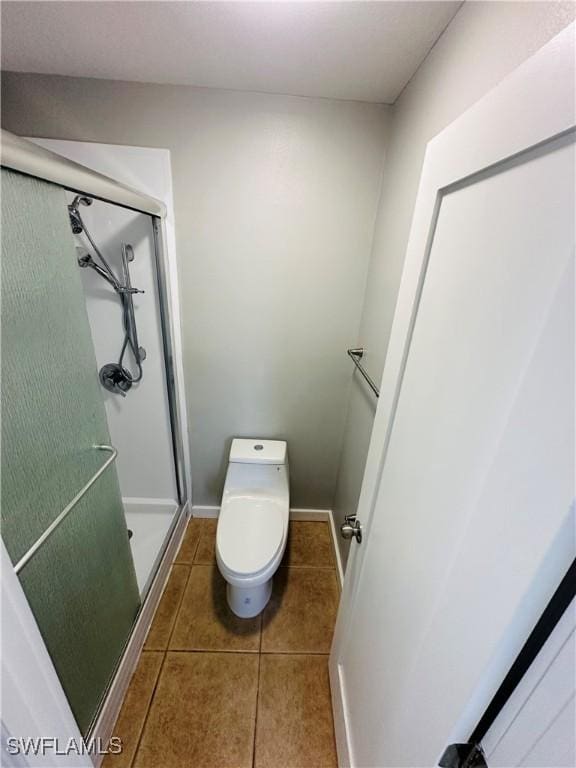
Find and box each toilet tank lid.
[229,438,287,465]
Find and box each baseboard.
[329,654,352,767]
[289,507,330,521]
[89,501,189,766]
[191,504,330,521]
[191,504,344,586]
[121,496,180,507]
[191,504,220,518]
[326,511,345,587]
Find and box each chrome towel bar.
[13,444,118,575]
[347,348,380,398]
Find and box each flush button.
[254,444,264,451]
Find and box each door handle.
[340,514,362,544]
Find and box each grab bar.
[13,445,118,575]
[347,348,380,398]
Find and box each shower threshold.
[123,498,178,596]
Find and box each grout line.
[192,518,216,565]
[142,648,331,656]
[173,516,203,566]
[183,562,338,571]
[259,607,263,654]
[129,650,167,768]
[161,517,208,649]
[143,520,197,651]
[164,564,194,650]
[252,626,263,768]
[167,647,261,654]
[143,564,192,652]
[259,651,331,656]
[278,564,338,570]
[190,519,203,563]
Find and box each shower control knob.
[340,514,362,544]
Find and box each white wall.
[1,80,389,508]
[332,0,576,568]
[29,139,180,503]
[78,198,175,502]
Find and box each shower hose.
[70,197,145,395]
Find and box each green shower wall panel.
[1,169,140,733]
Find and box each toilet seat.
[217,496,285,578]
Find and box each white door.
[481,597,575,768]
[330,24,575,768]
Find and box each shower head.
[68,196,93,234]
[77,251,96,268]
[76,248,120,290]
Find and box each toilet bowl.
[216,438,289,618]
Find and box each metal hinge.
[439,743,488,768]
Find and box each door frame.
[329,22,575,765]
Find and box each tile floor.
[103,519,340,768]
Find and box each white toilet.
[216,438,289,618]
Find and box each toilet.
[216,438,289,618]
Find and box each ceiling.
[0,1,462,104]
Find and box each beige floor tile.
[144,565,189,650]
[282,521,335,568]
[170,566,261,652]
[102,652,163,768]
[174,519,202,564]
[134,652,259,768]
[194,518,217,564]
[261,568,339,653]
[255,654,337,768]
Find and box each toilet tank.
[229,438,287,465]
[223,439,289,502]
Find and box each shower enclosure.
[1,131,188,743]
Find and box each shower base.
[123,499,178,596]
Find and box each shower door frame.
[151,216,188,507]
[1,130,190,763]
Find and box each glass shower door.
[1,169,141,734]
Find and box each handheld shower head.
[68,196,93,234]
[76,247,120,289]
